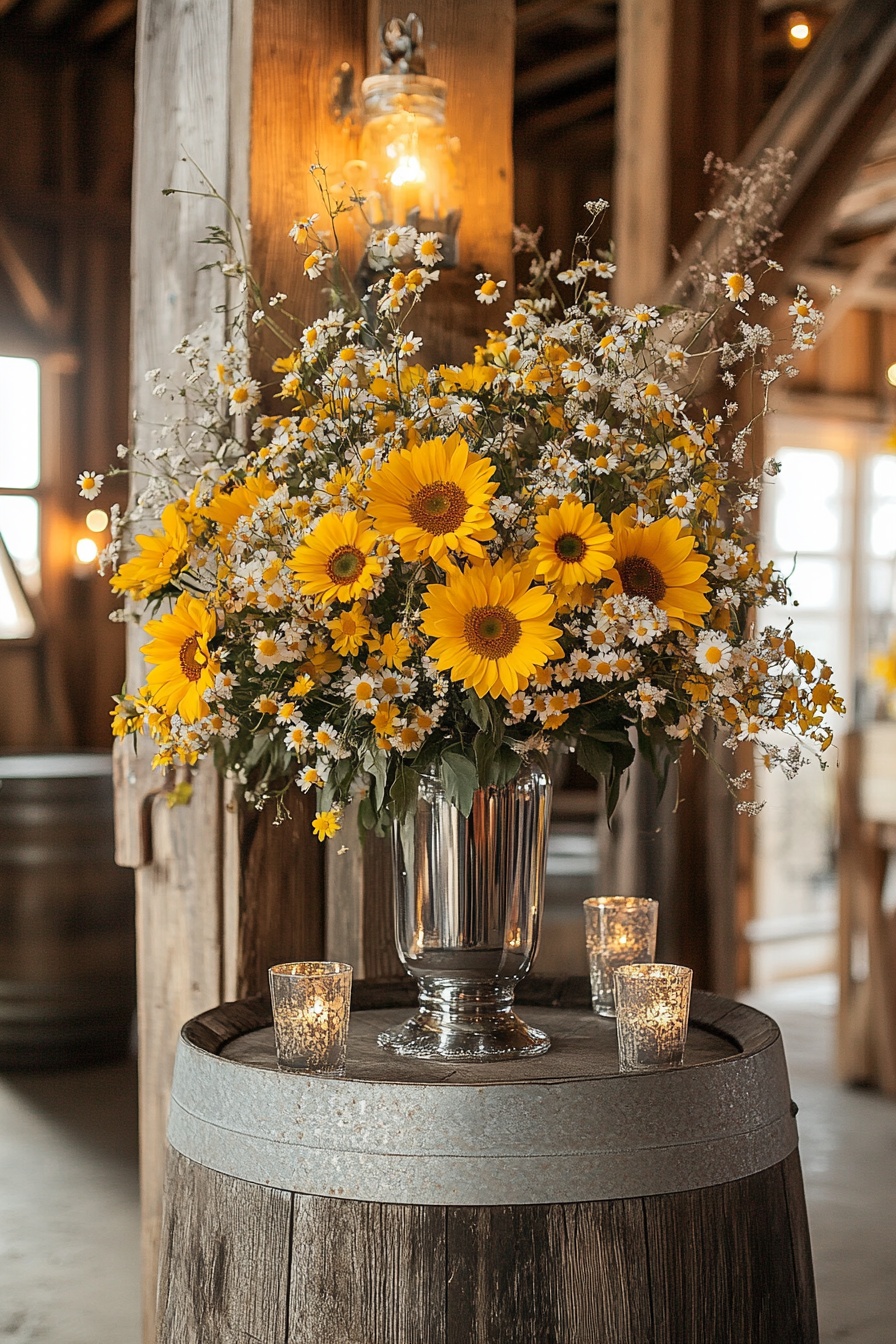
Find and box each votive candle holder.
[613,963,693,1073]
[269,961,353,1074]
[583,896,659,1017]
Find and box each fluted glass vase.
[377,754,552,1060]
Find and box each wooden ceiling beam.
[29,0,81,30]
[516,0,605,34]
[79,0,135,42]
[664,0,896,302]
[515,81,614,135]
[514,35,615,101]
[0,213,68,336]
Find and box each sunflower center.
[407,481,468,534]
[617,555,666,603]
[554,532,587,563]
[179,635,206,682]
[464,605,522,659]
[327,545,365,584]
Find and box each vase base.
[377,1011,551,1061]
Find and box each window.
[0,355,42,594]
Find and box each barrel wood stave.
[157,980,819,1344]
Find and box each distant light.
[887,362,896,388]
[788,12,811,47]
[75,537,98,564]
[86,509,108,533]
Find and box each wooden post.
[125,3,367,1338]
[607,0,761,992]
[124,4,516,1336]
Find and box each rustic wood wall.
[0,28,133,749]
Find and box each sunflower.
[365,433,497,568]
[111,503,190,599]
[287,510,381,605]
[202,472,276,551]
[141,593,219,723]
[421,557,563,699]
[533,499,614,590]
[604,510,710,630]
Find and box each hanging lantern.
[354,14,462,267]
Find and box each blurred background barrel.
[0,753,135,1069]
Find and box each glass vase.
[377,754,552,1060]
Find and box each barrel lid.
[0,753,112,779]
[167,982,798,1206]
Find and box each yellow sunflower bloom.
[533,499,614,590]
[202,473,276,552]
[141,593,219,723]
[365,433,497,568]
[421,557,563,699]
[111,503,190,599]
[328,602,370,655]
[605,510,710,630]
[288,510,381,605]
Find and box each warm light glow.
[75,537,98,564]
[788,12,811,47]
[886,361,896,388]
[390,153,426,188]
[86,508,109,532]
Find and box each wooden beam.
[665,0,896,303]
[516,0,604,34]
[79,0,136,43]
[515,82,614,137]
[0,212,67,335]
[816,225,896,340]
[612,0,672,306]
[514,35,615,102]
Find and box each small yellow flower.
[328,603,371,655]
[312,810,341,841]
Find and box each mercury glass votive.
[269,961,353,1074]
[613,963,693,1073]
[583,897,659,1017]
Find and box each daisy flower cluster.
[93,163,842,839]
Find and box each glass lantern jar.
[357,73,462,264]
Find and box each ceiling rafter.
[515,35,615,102]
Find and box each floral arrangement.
[92,155,843,840]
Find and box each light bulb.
[86,509,108,533]
[886,362,896,388]
[75,537,98,564]
[788,12,811,47]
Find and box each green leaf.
[576,735,613,782]
[492,744,523,788]
[389,765,419,822]
[464,692,491,732]
[357,794,377,834]
[474,732,497,788]
[440,749,479,817]
[368,751,389,810]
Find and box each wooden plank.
[612,0,674,306]
[223,786,326,1000]
[446,1201,653,1343]
[156,1147,292,1344]
[325,801,402,979]
[136,763,223,1343]
[644,1161,806,1343]
[780,1148,821,1344]
[129,3,238,1337]
[289,1196,446,1344]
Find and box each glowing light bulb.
[75,537,98,564]
[788,12,811,47]
[886,362,896,388]
[390,153,426,188]
[86,509,108,533]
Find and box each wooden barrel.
[0,753,136,1068]
[158,978,818,1344]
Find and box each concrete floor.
[0,979,893,1342]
